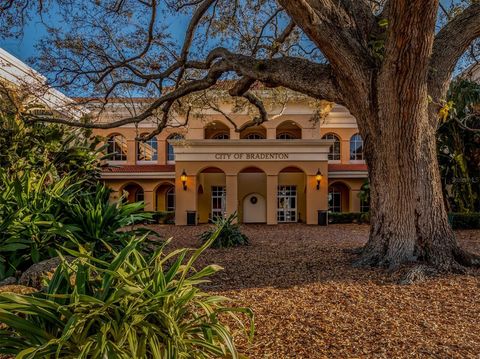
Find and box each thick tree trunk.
[357,107,460,270]
[353,90,478,272]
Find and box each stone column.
[143,190,155,211]
[127,139,136,165]
[350,189,361,212]
[174,168,197,225]
[230,129,240,139]
[305,167,329,224]
[266,174,278,225]
[266,127,277,139]
[225,174,238,222]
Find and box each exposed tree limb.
[429,3,480,104]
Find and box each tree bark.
[357,106,460,270]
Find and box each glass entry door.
[277,185,297,222]
[211,186,226,220]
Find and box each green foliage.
[199,213,249,248]
[0,235,254,358]
[328,212,369,224]
[150,211,176,224]
[437,79,480,212]
[0,169,152,280]
[0,169,80,279]
[63,184,154,256]
[448,212,480,229]
[0,87,105,188]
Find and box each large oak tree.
[1,0,480,273]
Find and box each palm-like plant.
[63,184,155,256]
[0,234,254,358]
[199,213,249,248]
[0,169,80,279]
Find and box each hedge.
[150,211,175,224]
[448,213,480,229]
[328,212,370,224]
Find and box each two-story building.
[91,90,369,225]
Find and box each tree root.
[350,245,480,284]
[397,265,439,285]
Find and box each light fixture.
[316,169,323,190]
[181,170,187,190]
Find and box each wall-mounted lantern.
[181,170,187,190]
[316,169,323,190]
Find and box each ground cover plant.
[199,214,249,248]
[0,232,254,358]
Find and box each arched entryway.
[278,166,307,222]
[155,182,175,212]
[238,166,267,223]
[121,182,144,204]
[197,167,226,223]
[328,181,350,212]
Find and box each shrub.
[63,184,156,256]
[328,212,369,224]
[0,170,153,280]
[0,234,254,358]
[448,212,480,229]
[0,170,80,279]
[150,211,176,224]
[199,213,249,248]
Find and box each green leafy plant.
[64,184,156,256]
[0,169,80,279]
[0,169,153,280]
[0,233,254,358]
[199,213,249,248]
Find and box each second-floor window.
[322,133,341,160]
[107,134,127,161]
[212,132,230,140]
[245,132,264,139]
[137,136,158,161]
[350,133,364,161]
[167,134,184,162]
[276,132,295,140]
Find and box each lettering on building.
[214,153,289,160]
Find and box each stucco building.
[91,92,369,225]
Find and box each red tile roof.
[328,164,368,172]
[103,165,175,173]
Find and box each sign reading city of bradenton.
[214,153,289,160]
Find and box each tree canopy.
[0,1,479,138]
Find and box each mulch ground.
[151,224,480,359]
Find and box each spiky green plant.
[0,169,154,280]
[199,213,249,248]
[0,233,254,358]
[63,184,156,256]
[0,169,80,279]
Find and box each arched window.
[167,134,184,162]
[276,132,295,140]
[137,136,158,161]
[135,188,145,202]
[212,132,230,140]
[276,121,301,139]
[245,132,264,139]
[322,133,341,161]
[165,187,175,212]
[107,134,127,161]
[350,133,364,160]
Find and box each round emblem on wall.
[250,196,258,205]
